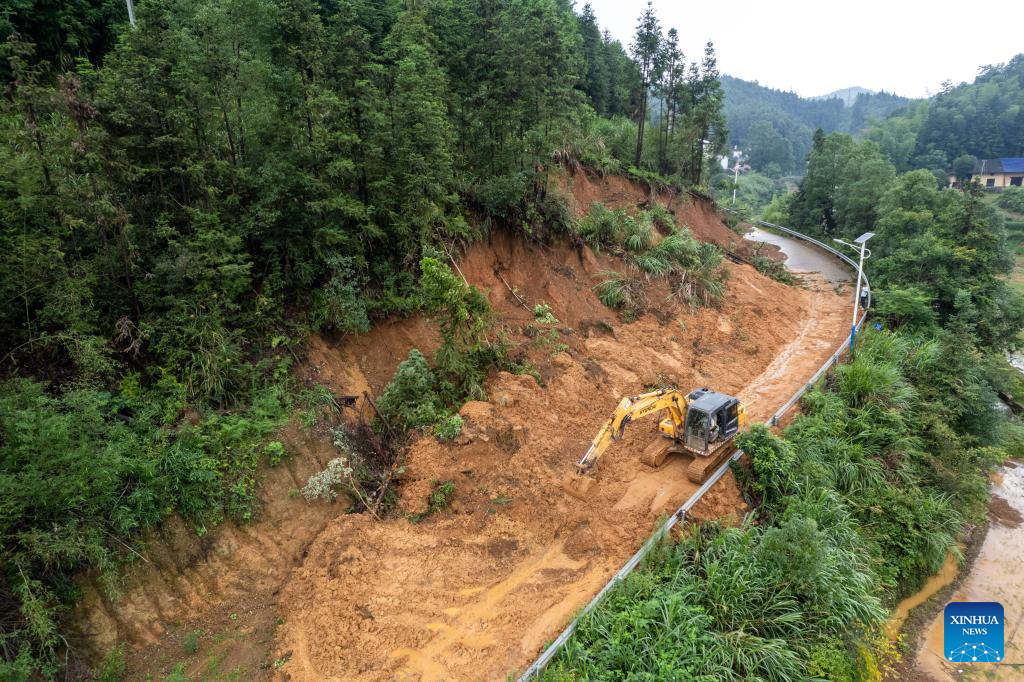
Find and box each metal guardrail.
[517,217,870,680]
[749,218,871,424]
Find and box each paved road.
[745,226,852,284]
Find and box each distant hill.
[721,76,910,175]
[866,54,1024,172]
[811,86,875,107]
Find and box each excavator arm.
[574,389,687,475]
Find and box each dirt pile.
[75,189,852,681]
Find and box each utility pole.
[126,0,136,26]
[834,232,874,352]
[731,161,740,207]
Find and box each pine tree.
[578,3,608,114]
[630,2,661,168]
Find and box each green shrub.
[375,349,440,431]
[873,286,938,330]
[737,424,797,500]
[311,256,371,335]
[183,629,202,655]
[577,203,626,252]
[646,204,676,232]
[433,415,463,442]
[96,644,126,682]
[594,271,630,309]
[622,214,654,253]
[265,441,286,466]
[409,480,457,522]
[532,303,559,325]
[751,252,797,285]
[997,186,1024,213]
[427,480,456,514]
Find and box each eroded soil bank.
[73,179,852,681]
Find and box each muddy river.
[907,463,1024,680]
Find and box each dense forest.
[721,75,909,176]
[0,0,735,677]
[866,55,1024,175]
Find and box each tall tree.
[679,41,726,186]
[654,27,684,175]
[629,2,661,168]
[577,3,608,114]
[379,9,461,253]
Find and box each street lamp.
[833,232,874,352]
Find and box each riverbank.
[887,462,1024,681]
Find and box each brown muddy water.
[911,463,1024,681]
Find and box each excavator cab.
[681,388,743,456]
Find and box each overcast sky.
[585,0,1024,99]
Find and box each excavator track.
[638,437,737,484]
[685,441,738,484]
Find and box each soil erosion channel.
[76,196,852,681]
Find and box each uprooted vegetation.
[576,203,729,318]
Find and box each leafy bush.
[594,271,630,309]
[736,424,797,499]
[873,286,938,330]
[646,204,676,232]
[310,256,371,334]
[183,630,202,655]
[532,303,559,325]
[409,480,457,522]
[95,644,126,682]
[375,349,441,431]
[577,203,626,252]
[622,214,654,253]
[427,480,456,514]
[433,415,463,442]
[997,186,1024,213]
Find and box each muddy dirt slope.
[74,179,851,681]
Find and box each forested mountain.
[811,85,872,106]
[866,55,1024,174]
[0,0,731,676]
[722,75,909,175]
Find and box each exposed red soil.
[73,184,851,681]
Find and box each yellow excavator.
[563,387,746,499]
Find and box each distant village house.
[952,158,1024,190]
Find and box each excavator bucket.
[561,471,598,500]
